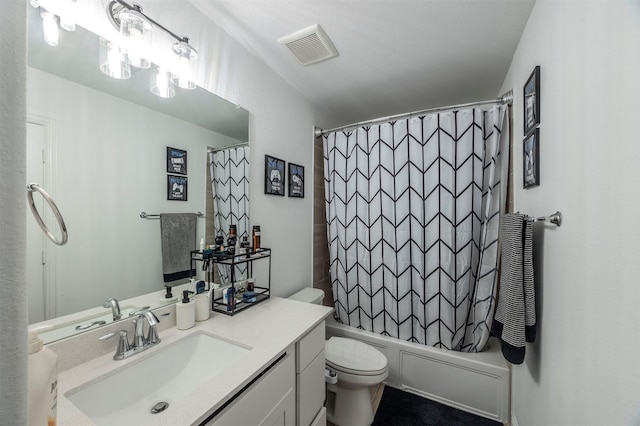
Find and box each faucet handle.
[128,306,151,317]
[99,330,130,360]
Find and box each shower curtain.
[209,146,250,283]
[323,105,509,352]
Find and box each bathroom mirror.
[27,6,250,342]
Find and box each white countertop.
[56,297,333,425]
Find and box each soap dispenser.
[160,284,178,304]
[176,290,195,330]
[28,327,58,426]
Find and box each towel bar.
[140,211,204,219]
[527,211,562,227]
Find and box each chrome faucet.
[103,297,122,321]
[132,310,160,349]
[99,309,162,360]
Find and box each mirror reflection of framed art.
[288,163,304,198]
[168,175,188,200]
[265,155,285,196]
[167,147,187,175]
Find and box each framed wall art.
[264,155,285,196]
[523,65,540,135]
[523,128,540,189]
[167,147,187,175]
[168,174,188,201]
[288,163,304,198]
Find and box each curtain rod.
[207,142,249,153]
[315,89,513,137]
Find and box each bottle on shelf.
[252,225,261,252]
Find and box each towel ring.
[26,183,68,246]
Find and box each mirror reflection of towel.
[160,213,197,282]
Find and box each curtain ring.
[26,183,68,246]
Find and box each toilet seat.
[325,337,387,376]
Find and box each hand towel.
[492,213,536,364]
[160,213,197,282]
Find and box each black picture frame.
[168,174,188,201]
[523,129,540,189]
[288,163,304,198]
[167,147,187,175]
[264,155,285,196]
[523,66,540,135]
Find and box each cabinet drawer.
[296,321,325,373]
[297,350,326,426]
[207,350,295,425]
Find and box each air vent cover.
[278,24,338,66]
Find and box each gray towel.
[492,213,536,364]
[160,213,197,282]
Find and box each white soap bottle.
[176,290,196,330]
[28,327,58,426]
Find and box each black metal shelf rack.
[190,248,271,316]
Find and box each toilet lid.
[325,337,387,375]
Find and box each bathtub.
[325,316,511,423]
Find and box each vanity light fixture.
[106,0,199,95]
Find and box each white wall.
[27,68,240,316]
[499,1,640,424]
[98,0,340,298]
[0,1,27,424]
[1,0,338,420]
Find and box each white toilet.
[289,288,388,426]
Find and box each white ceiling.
[190,0,536,125]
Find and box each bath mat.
[372,386,500,426]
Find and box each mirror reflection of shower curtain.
[209,146,250,285]
[323,105,509,352]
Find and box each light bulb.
[60,0,77,32]
[171,40,197,89]
[150,66,175,98]
[41,11,59,47]
[119,8,151,68]
[99,37,131,80]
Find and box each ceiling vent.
[278,24,338,66]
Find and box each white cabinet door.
[296,322,326,426]
[207,349,295,425]
[297,350,326,426]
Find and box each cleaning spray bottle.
[28,326,58,426]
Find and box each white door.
[26,119,56,323]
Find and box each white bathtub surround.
[326,317,510,423]
[55,297,332,425]
[323,105,510,352]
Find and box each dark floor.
[372,386,501,426]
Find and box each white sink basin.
[65,331,252,425]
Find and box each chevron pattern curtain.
[209,146,250,283]
[323,105,509,352]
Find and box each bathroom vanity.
[55,297,332,425]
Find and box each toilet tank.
[288,287,325,305]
